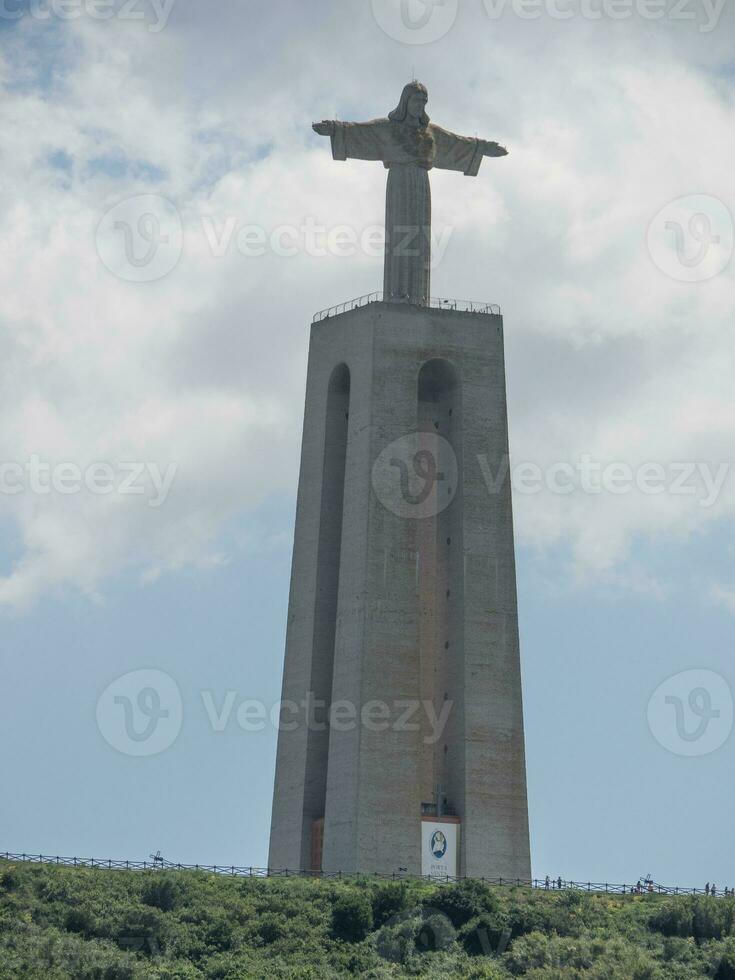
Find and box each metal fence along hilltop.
[2,852,731,898]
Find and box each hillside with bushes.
[2,859,735,978]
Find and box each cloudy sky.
[1,0,734,885]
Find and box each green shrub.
[375,915,420,964]
[331,891,374,942]
[650,900,695,938]
[142,874,185,913]
[109,905,171,956]
[715,939,735,980]
[204,914,235,952]
[425,879,498,928]
[693,897,735,942]
[256,911,290,944]
[63,906,96,936]
[414,911,456,952]
[0,867,21,893]
[459,912,511,956]
[371,881,411,927]
[374,909,455,966]
[651,896,735,942]
[503,930,551,974]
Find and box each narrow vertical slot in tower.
[417,359,463,827]
[302,363,350,870]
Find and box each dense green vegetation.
[2,859,735,978]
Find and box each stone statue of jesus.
[313,81,508,307]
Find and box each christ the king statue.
[313,81,508,307]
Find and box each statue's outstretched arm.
[432,124,509,177]
[312,119,389,163]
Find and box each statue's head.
[389,82,430,127]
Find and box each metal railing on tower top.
[312,293,502,323]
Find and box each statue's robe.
[329,119,486,305]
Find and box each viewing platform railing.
[2,852,730,898]
[313,293,501,323]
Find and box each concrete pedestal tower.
[268,83,531,880]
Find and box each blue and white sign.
[421,820,459,877]
[430,830,447,859]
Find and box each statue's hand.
[483,140,509,157]
[312,120,336,137]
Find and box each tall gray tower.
[268,83,531,880]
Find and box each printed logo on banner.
[430,830,447,859]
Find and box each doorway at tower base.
[310,818,324,873]
[421,815,460,878]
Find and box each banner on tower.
[421,817,460,878]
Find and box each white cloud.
[0,7,734,610]
[711,584,735,614]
